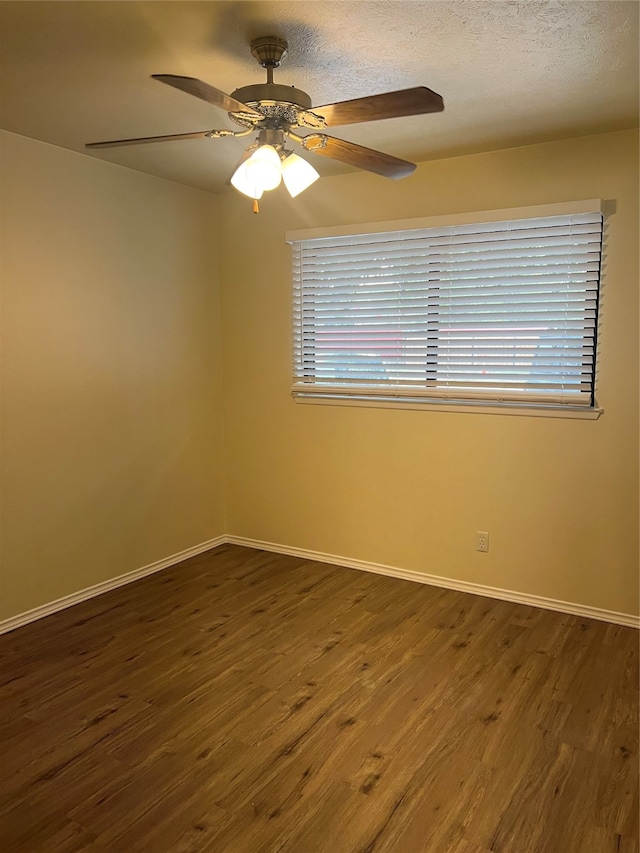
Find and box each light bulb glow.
[281,153,320,198]
[244,145,282,192]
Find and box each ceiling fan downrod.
[250,36,289,85]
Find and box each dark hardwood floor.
[0,544,637,852]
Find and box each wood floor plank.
[0,544,637,852]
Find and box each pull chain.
[253,199,259,214]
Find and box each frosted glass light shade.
[281,153,320,197]
[230,159,265,200]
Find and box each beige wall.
[1,129,637,624]
[0,131,226,619]
[219,129,639,617]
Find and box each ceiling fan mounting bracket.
[301,134,328,152]
[250,36,288,69]
[205,127,254,140]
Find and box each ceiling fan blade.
[302,134,416,179]
[152,75,262,117]
[312,87,443,127]
[86,131,213,149]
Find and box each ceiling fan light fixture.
[231,143,319,205]
[87,35,445,204]
[281,153,320,198]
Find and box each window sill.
[292,393,603,420]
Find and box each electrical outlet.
[476,531,489,552]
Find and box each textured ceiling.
[0,1,638,194]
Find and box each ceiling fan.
[86,36,444,211]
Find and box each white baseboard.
[2,533,637,634]
[0,536,226,636]
[226,535,640,629]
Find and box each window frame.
[287,200,604,419]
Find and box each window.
[288,201,603,415]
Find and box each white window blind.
[289,204,603,409]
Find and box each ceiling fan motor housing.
[230,83,312,112]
